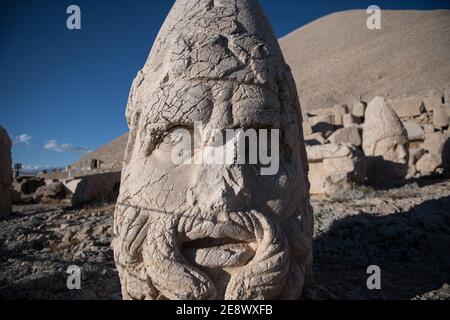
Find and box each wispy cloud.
[44,140,91,154]
[14,134,33,145]
[22,164,52,171]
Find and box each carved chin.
[140,210,291,300]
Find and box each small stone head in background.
[362,96,409,185]
[113,0,313,300]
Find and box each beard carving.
[113,0,313,300]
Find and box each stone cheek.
[373,136,409,165]
[113,0,313,300]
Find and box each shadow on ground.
[314,195,450,299]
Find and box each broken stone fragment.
[433,104,449,129]
[332,104,348,126]
[35,182,66,200]
[310,114,335,137]
[13,177,45,195]
[402,120,424,141]
[306,143,354,162]
[409,148,426,166]
[390,95,425,118]
[423,90,443,113]
[305,132,326,146]
[0,126,13,218]
[423,132,450,156]
[416,153,442,176]
[328,126,362,147]
[352,101,366,118]
[343,113,359,127]
[64,171,120,207]
[306,143,366,195]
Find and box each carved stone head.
[113,0,313,300]
[362,96,409,183]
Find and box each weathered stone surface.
[363,96,409,185]
[416,153,442,176]
[332,104,348,126]
[64,172,120,207]
[402,120,424,141]
[390,95,425,118]
[328,126,362,147]
[409,148,426,166]
[307,144,366,195]
[113,0,313,300]
[35,182,66,200]
[433,104,449,128]
[423,132,450,156]
[13,177,45,195]
[306,143,353,162]
[0,126,13,218]
[423,90,443,113]
[423,124,435,135]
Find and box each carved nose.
[396,145,408,164]
[189,165,249,212]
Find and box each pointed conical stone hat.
[126,0,301,131]
[363,96,408,156]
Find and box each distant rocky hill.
[72,132,128,169]
[74,9,450,169]
[280,9,450,110]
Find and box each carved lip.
[182,238,255,268]
[181,219,257,268]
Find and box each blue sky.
[1,0,450,170]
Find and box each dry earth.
[1,177,449,300]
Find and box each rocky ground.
[0,176,449,300]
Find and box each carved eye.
[156,126,194,155]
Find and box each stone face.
[0,126,13,218]
[113,0,313,300]
[390,95,425,118]
[402,120,424,141]
[363,96,409,185]
[307,144,366,195]
[64,171,121,207]
[328,126,362,147]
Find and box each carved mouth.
[180,218,257,268]
[182,237,256,268]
